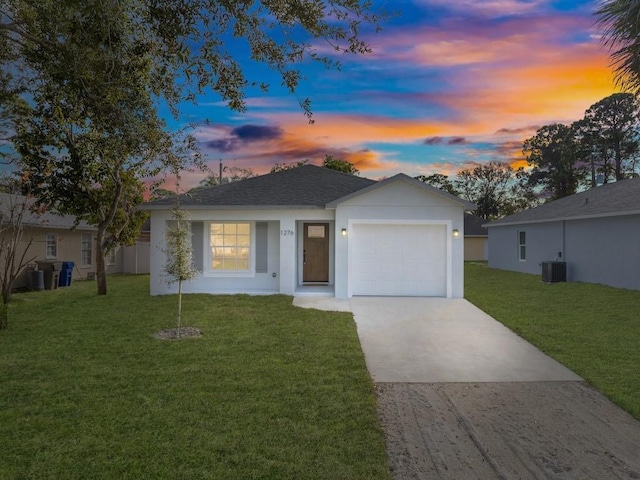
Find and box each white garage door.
[351,224,447,296]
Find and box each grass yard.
[0,275,390,480]
[465,262,640,420]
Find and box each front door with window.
[303,223,329,282]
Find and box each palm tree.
[597,0,640,91]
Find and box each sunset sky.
[171,0,620,188]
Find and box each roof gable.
[486,177,640,227]
[326,173,477,209]
[145,165,376,209]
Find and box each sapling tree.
[163,207,198,338]
[0,194,36,329]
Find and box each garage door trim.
[347,219,453,298]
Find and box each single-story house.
[485,177,640,290]
[144,165,476,298]
[464,214,488,261]
[0,193,149,290]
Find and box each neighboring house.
[485,177,640,290]
[144,165,475,298]
[0,193,100,289]
[464,214,488,261]
[0,193,149,290]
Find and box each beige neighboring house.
[1,193,150,291]
[464,213,488,261]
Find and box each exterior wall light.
[341,228,347,237]
[452,229,460,238]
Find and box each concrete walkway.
[293,296,581,383]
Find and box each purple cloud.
[233,124,283,141]
[447,136,467,145]
[424,136,444,145]
[205,124,283,152]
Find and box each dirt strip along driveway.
[376,381,640,480]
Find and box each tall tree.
[523,124,584,200]
[322,155,359,175]
[597,0,640,91]
[1,0,385,118]
[198,166,256,188]
[581,93,639,182]
[415,173,458,195]
[270,159,309,173]
[453,161,538,220]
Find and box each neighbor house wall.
[6,226,97,290]
[488,214,640,290]
[564,214,640,290]
[488,221,563,276]
[333,181,467,298]
[149,208,333,296]
[464,237,487,261]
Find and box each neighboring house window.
[210,223,251,271]
[45,234,58,259]
[518,231,526,261]
[81,233,93,267]
[107,247,117,266]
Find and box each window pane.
[224,223,237,234]
[211,224,223,235]
[237,223,250,235]
[222,256,236,269]
[520,246,526,259]
[237,234,250,246]
[236,258,249,270]
[519,231,526,244]
[210,234,224,246]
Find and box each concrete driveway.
[295,296,581,383]
[293,296,640,479]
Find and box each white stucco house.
[144,165,475,298]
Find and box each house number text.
[280,229,294,236]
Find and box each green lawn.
[465,262,640,420]
[0,275,390,480]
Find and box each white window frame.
[518,230,526,261]
[205,221,255,277]
[81,233,93,267]
[45,233,58,259]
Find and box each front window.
[518,231,526,261]
[46,234,57,259]
[81,233,93,267]
[210,223,251,271]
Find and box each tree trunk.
[614,145,623,180]
[95,230,108,295]
[0,300,8,330]
[177,279,182,339]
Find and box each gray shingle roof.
[464,214,488,236]
[145,165,377,209]
[0,193,95,230]
[486,177,640,227]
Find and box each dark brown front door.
[303,223,329,282]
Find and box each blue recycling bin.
[58,261,75,287]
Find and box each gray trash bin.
[37,261,63,290]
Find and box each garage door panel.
[351,224,446,297]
